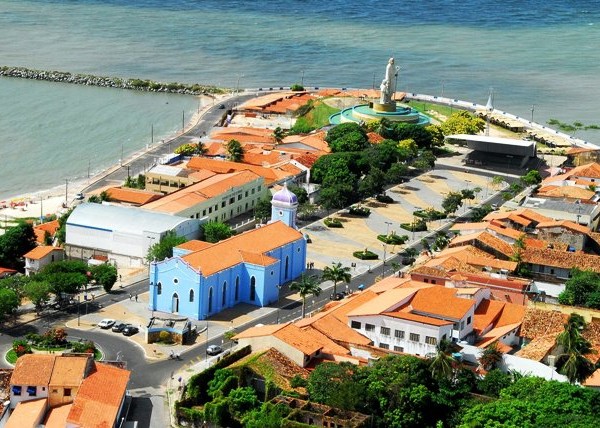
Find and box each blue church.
[148,184,307,320]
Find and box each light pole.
[236,74,244,94]
[301,70,305,87]
[485,87,494,136]
[530,104,535,123]
[205,314,209,363]
[77,295,80,326]
[384,221,392,238]
[441,80,445,98]
[381,243,387,277]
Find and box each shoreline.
[0,93,232,224]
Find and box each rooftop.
[67,203,196,235]
[5,398,47,428]
[181,221,303,276]
[105,187,163,206]
[11,354,56,386]
[23,245,62,260]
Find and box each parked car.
[330,292,344,301]
[206,345,223,356]
[112,322,126,332]
[75,192,85,200]
[122,325,139,336]
[218,104,225,109]
[98,319,115,329]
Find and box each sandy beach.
[0,93,227,228]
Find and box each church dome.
[272,183,298,205]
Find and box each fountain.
[329,57,430,126]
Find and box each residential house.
[23,246,64,276]
[33,220,60,245]
[187,157,297,186]
[536,220,590,251]
[145,164,215,194]
[5,354,130,428]
[104,187,163,206]
[149,186,306,319]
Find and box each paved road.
[81,92,257,195]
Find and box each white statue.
[380,57,398,104]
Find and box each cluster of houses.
[0,354,130,427]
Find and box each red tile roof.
[23,246,63,260]
[105,187,163,205]
[67,363,130,428]
[521,247,600,273]
[11,354,56,386]
[182,221,303,276]
[34,220,60,244]
[536,219,590,235]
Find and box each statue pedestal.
[372,102,396,113]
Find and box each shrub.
[348,206,371,217]
[377,233,408,245]
[290,84,305,91]
[324,218,343,228]
[71,340,96,354]
[290,374,308,388]
[375,194,394,203]
[12,339,32,357]
[353,249,379,260]
[413,209,447,221]
[400,220,427,232]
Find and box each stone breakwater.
[0,66,224,95]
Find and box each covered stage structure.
[446,134,537,170]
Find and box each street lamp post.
[205,314,209,363]
[77,295,80,326]
[276,284,283,324]
[381,243,387,277]
[64,179,69,206]
[530,104,535,123]
[384,221,392,237]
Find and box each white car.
[206,345,223,356]
[98,319,116,329]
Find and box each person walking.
[129,292,132,301]
[135,293,138,302]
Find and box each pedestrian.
[91,293,95,300]
[135,293,138,302]
[119,274,122,282]
[129,293,132,301]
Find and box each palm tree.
[321,262,351,297]
[272,127,285,145]
[290,274,321,318]
[478,341,503,370]
[556,313,596,384]
[429,339,456,380]
[195,141,208,156]
[225,139,244,162]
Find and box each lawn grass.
[294,100,339,132]
[5,349,17,364]
[408,101,458,117]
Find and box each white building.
[347,286,476,356]
[23,246,64,276]
[65,203,200,267]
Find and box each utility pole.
[151,124,154,145]
[530,104,535,123]
[64,179,68,206]
[182,110,185,132]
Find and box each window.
[237,194,242,200]
[202,209,206,216]
[379,343,389,349]
[64,388,72,397]
[252,188,255,194]
[271,271,274,276]
[297,247,301,252]
[208,287,213,312]
[351,321,361,329]
[209,207,212,214]
[394,346,404,352]
[431,279,437,284]
[409,333,420,342]
[12,386,21,395]
[467,316,472,325]
[550,268,555,275]
[189,289,194,302]
[245,191,249,197]
[424,278,429,283]
[460,321,465,330]
[235,277,240,301]
[365,324,375,332]
[157,282,162,295]
[394,329,405,339]
[257,186,262,191]
[425,336,437,345]
[222,281,227,306]
[27,386,37,396]
[380,327,390,336]
[221,201,226,208]
[173,278,179,285]
[229,197,235,204]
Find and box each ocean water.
[1,0,599,198]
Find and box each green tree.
[387,123,434,149]
[24,280,51,313]
[272,127,285,145]
[325,122,369,153]
[92,264,117,292]
[146,230,187,262]
[195,141,208,156]
[440,110,485,135]
[0,222,37,270]
[0,287,19,320]
[555,313,596,384]
[322,262,351,297]
[478,369,512,397]
[478,341,503,370]
[520,169,543,186]
[287,184,308,204]
[242,402,289,428]
[226,139,245,162]
[441,191,464,214]
[311,152,362,184]
[202,221,235,243]
[55,208,73,245]
[358,167,386,198]
[307,362,361,410]
[319,181,356,212]
[559,269,600,307]
[253,196,272,222]
[429,339,455,381]
[470,204,494,222]
[175,143,197,156]
[548,118,600,134]
[45,272,87,296]
[227,387,260,420]
[0,275,31,300]
[290,274,321,318]
[491,175,505,189]
[425,124,445,148]
[385,162,410,184]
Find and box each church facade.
[148,185,307,320]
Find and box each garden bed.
[348,206,371,217]
[353,250,379,260]
[377,234,408,245]
[400,221,428,232]
[324,218,343,228]
[413,209,447,221]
